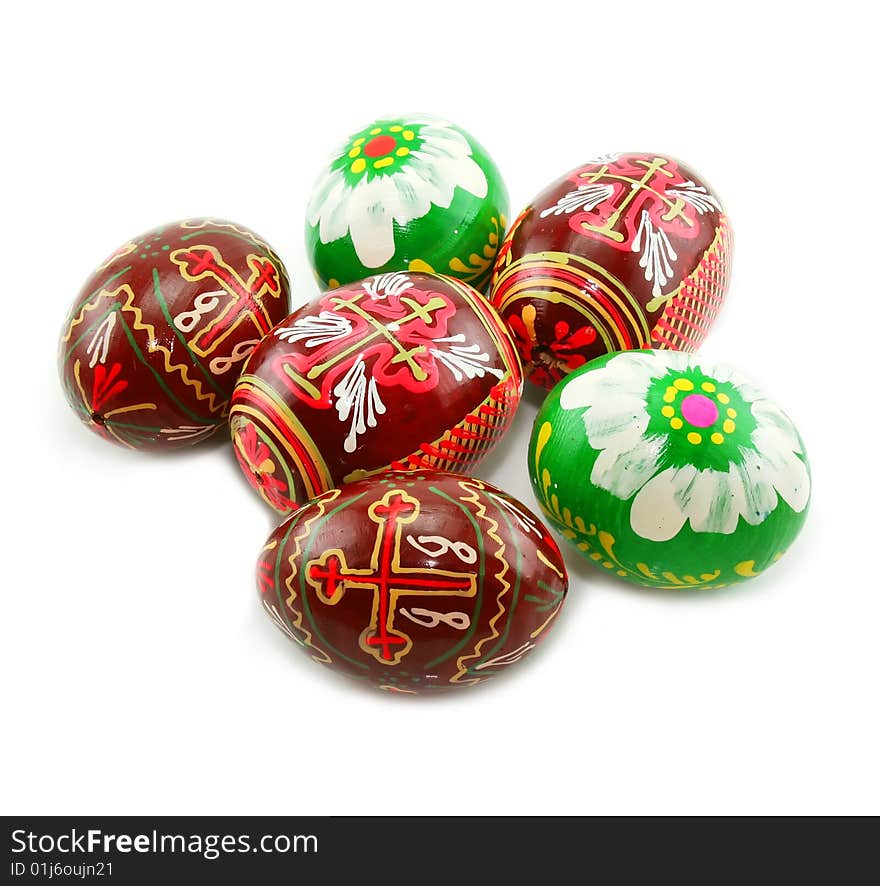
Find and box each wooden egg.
[306,114,508,291]
[529,350,810,589]
[59,219,291,450]
[230,271,522,513]
[258,471,569,692]
[491,152,732,390]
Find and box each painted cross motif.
[306,291,449,383]
[276,281,459,408]
[170,245,282,356]
[306,489,477,665]
[574,156,693,243]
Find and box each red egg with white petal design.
[490,152,732,390]
[230,271,522,513]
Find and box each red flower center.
[364,135,397,158]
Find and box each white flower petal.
[392,168,433,222]
[751,400,804,455]
[560,352,658,411]
[407,154,457,208]
[581,394,649,451]
[348,209,395,267]
[686,466,748,535]
[419,124,472,158]
[403,114,452,128]
[306,167,345,225]
[735,447,780,525]
[705,361,735,385]
[743,438,810,516]
[707,361,764,402]
[316,179,352,245]
[417,139,468,164]
[344,177,401,267]
[630,466,695,542]
[675,468,712,530]
[411,146,489,197]
[401,164,448,212]
[769,450,810,513]
[649,349,692,374]
[613,349,690,387]
[448,155,489,199]
[591,435,663,499]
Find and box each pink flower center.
[680,393,718,428]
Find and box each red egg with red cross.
[257,471,569,692]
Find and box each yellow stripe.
[496,251,650,339]
[231,378,332,498]
[500,277,632,349]
[64,286,227,415]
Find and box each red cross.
[175,248,280,351]
[307,491,476,664]
[249,258,279,293]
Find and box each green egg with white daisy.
[529,350,811,589]
[305,113,508,292]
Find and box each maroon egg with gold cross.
[257,471,569,693]
[491,152,732,390]
[58,218,291,450]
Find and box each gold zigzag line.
[61,284,226,415]
[451,478,512,685]
[179,218,286,266]
[283,490,342,665]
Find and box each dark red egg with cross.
[490,152,732,390]
[58,219,291,450]
[257,471,569,693]
[229,271,522,514]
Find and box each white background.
[2,1,877,815]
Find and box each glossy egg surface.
[230,271,522,513]
[530,350,810,589]
[492,153,731,389]
[258,471,569,692]
[306,113,508,291]
[59,218,291,449]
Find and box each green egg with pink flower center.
[529,349,811,589]
[305,114,508,292]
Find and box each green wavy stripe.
[151,268,227,397]
[63,303,122,360]
[117,316,215,425]
[299,493,371,671]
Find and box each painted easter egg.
[305,114,508,291]
[529,350,810,590]
[258,471,568,692]
[491,152,732,390]
[59,219,291,450]
[230,271,522,513]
